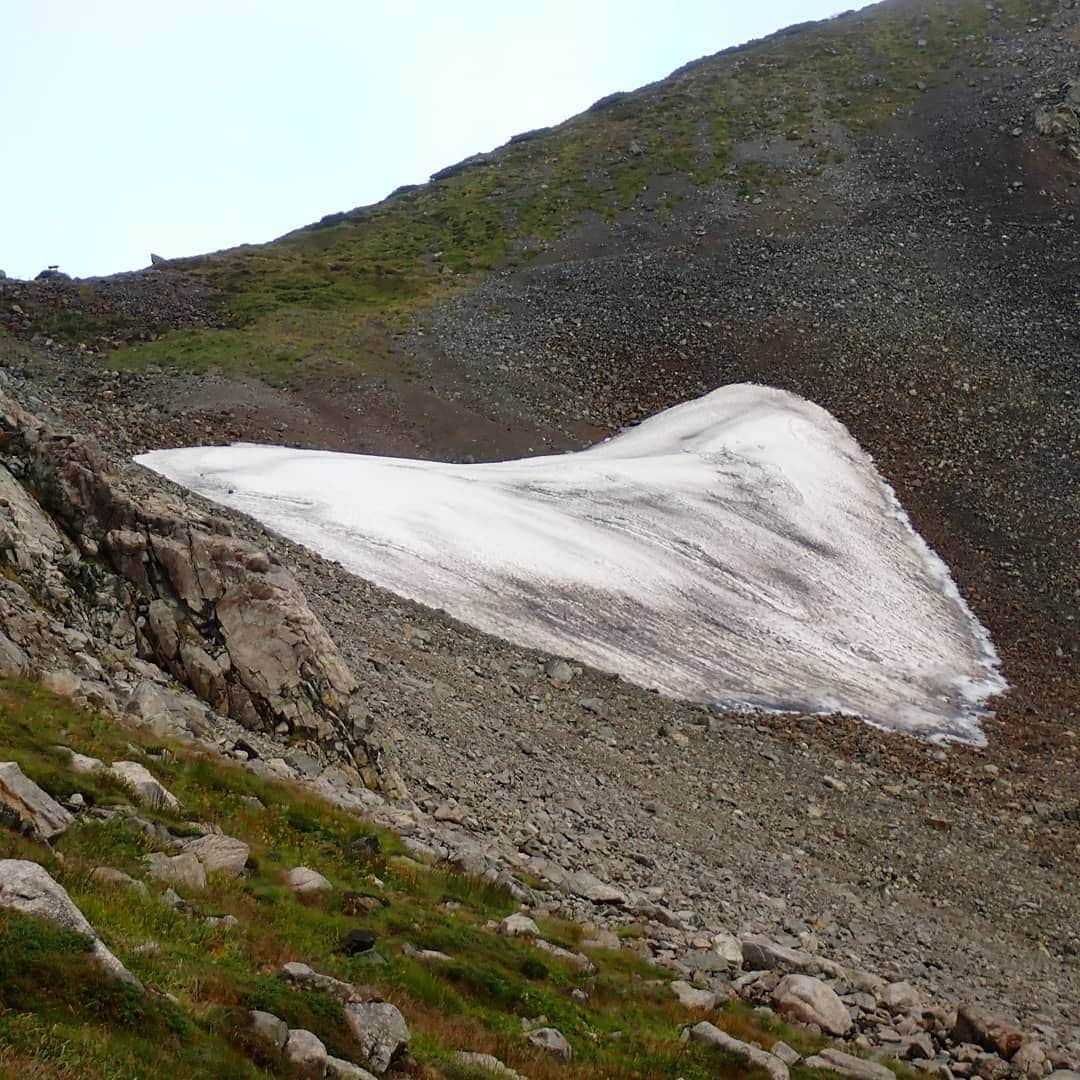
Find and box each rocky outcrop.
[0,389,371,763]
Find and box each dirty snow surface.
[137,384,1005,742]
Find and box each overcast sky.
[2,1,865,280]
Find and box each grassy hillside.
[98,0,1053,384]
[0,678,845,1079]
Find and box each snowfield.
[137,384,1005,743]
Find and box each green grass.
[0,676,876,1077]
[93,0,1055,388]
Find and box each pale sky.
[1,1,864,280]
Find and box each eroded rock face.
[0,390,368,758]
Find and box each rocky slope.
[0,0,1078,1073]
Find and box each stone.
[902,1032,935,1061]
[0,761,73,840]
[325,1058,378,1080]
[287,866,332,896]
[773,974,852,1036]
[688,1021,789,1080]
[284,1028,328,1077]
[565,869,626,904]
[741,934,818,974]
[57,747,104,775]
[338,929,377,956]
[951,1004,1026,1060]
[681,948,736,974]
[0,632,28,677]
[526,1026,572,1061]
[248,1009,288,1050]
[670,979,718,1010]
[108,761,181,813]
[344,1001,410,1073]
[124,680,210,738]
[544,658,574,685]
[182,833,250,876]
[533,938,595,972]
[710,931,744,968]
[454,1051,525,1078]
[281,961,355,1002]
[1011,1042,1047,1078]
[499,912,540,937]
[803,1049,894,1080]
[0,859,141,988]
[882,980,922,1014]
[91,866,150,898]
[144,851,207,891]
[772,1041,801,1066]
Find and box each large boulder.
[287,866,332,896]
[773,973,852,1036]
[344,1001,410,1074]
[0,761,73,840]
[526,1027,572,1061]
[0,859,141,987]
[802,1048,895,1080]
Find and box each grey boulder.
[773,973,852,1036]
[0,859,141,988]
[344,1001,410,1073]
[0,761,73,840]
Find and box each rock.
[0,631,28,676]
[281,961,356,1002]
[144,851,207,891]
[108,761,181,813]
[284,1028,328,1077]
[454,1051,526,1078]
[565,869,626,904]
[688,1021,789,1080]
[344,1001,410,1073]
[882,980,922,1014]
[57,747,104,775]
[773,974,852,1036]
[124,680,210,738]
[681,948,736,974]
[338,930,377,956]
[248,1009,288,1050]
[544,659,574,685]
[90,866,150,898]
[533,938,595,972]
[526,1026,572,1061]
[287,866,332,896]
[670,979,719,1010]
[1046,1073,1080,1080]
[902,1032,935,1060]
[772,1041,801,1066]
[1012,1042,1048,1077]
[803,1049,894,1080]
[710,931,745,968]
[325,1058,378,1080]
[0,859,141,988]
[181,833,250,876]
[740,934,818,974]
[0,761,73,840]
[499,912,540,937]
[952,1004,1026,1060]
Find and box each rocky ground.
[0,0,1077,1074]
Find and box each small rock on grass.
[248,1009,288,1050]
[287,865,332,895]
[670,979,719,1010]
[526,1026,572,1061]
[344,1001,410,1073]
[499,912,540,937]
[455,1051,527,1078]
[802,1048,895,1080]
[108,761,181,813]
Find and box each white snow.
[136,384,1006,743]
